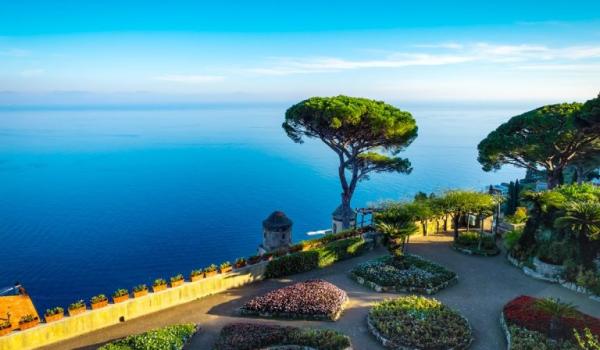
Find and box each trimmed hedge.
[266,237,369,278]
[98,324,197,350]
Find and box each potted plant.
[234,257,247,269]
[68,300,86,316]
[153,278,167,292]
[190,269,204,282]
[170,274,184,287]
[18,314,39,330]
[112,289,129,303]
[248,255,262,265]
[133,284,148,298]
[0,321,11,337]
[44,307,64,323]
[90,294,108,310]
[220,261,232,274]
[204,264,218,277]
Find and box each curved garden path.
[40,233,600,350]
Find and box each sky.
[1,0,599,105]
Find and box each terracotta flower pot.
[204,270,217,278]
[68,306,86,316]
[91,300,108,310]
[190,274,203,282]
[113,295,129,304]
[45,312,63,323]
[171,279,184,288]
[153,284,167,292]
[0,327,11,337]
[220,266,232,274]
[133,290,148,298]
[19,318,39,330]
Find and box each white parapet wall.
[0,262,267,350]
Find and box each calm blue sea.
[0,103,525,311]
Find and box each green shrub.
[537,241,576,265]
[455,232,498,252]
[576,269,600,295]
[98,324,196,350]
[504,229,523,250]
[266,237,367,278]
[506,207,528,224]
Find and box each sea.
[0,102,525,311]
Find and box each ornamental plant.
[234,257,246,268]
[153,278,167,287]
[133,284,147,293]
[68,300,85,310]
[204,264,217,273]
[90,294,107,304]
[113,289,129,298]
[19,314,37,324]
[369,296,472,349]
[213,323,351,350]
[98,323,197,350]
[170,274,184,282]
[220,261,231,269]
[241,279,347,321]
[190,269,203,277]
[0,321,10,329]
[45,307,64,316]
[504,295,600,342]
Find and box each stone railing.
[0,262,267,350]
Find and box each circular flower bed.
[502,295,600,347]
[452,232,500,256]
[213,323,352,350]
[350,255,457,294]
[368,296,472,349]
[240,279,348,321]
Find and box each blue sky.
[1,1,599,105]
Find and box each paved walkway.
[40,233,600,350]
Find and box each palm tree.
[519,190,566,249]
[376,221,418,259]
[555,201,600,266]
[534,297,579,340]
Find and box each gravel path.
[40,233,600,350]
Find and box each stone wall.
[0,262,267,350]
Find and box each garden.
[504,183,600,299]
[213,323,352,350]
[350,255,457,294]
[368,296,473,349]
[502,295,600,349]
[240,279,348,321]
[97,323,197,350]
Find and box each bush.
[213,323,351,350]
[537,241,576,265]
[351,255,456,292]
[504,229,523,250]
[266,237,367,278]
[368,296,472,349]
[455,231,498,253]
[506,207,528,224]
[509,325,575,350]
[240,279,347,321]
[576,269,600,295]
[98,324,197,350]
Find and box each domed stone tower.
[258,211,293,255]
[332,205,356,234]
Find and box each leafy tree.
[405,198,434,236]
[555,201,600,267]
[284,96,418,228]
[375,205,418,259]
[478,103,600,189]
[439,190,481,240]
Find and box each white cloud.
[154,74,225,83]
[246,42,600,76]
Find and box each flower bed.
[452,232,500,256]
[350,255,457,294]
[368,296,472,349]
[213,323,352,350]
[97,323,197,350]
[265,236,371,278]
[240,279,348,321]
[502,295,600,346]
